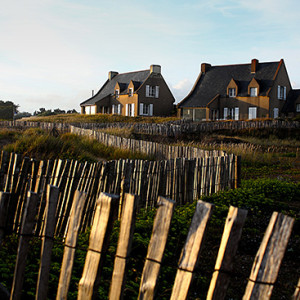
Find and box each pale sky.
[1,0,300,113]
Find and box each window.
[234,107,239,120]
[228,88,236,97]
[140,103,153,116]
[91,106,96,114]
[224,107,228,119]
[296,104,300,112]
[146,85,159,98]
[126,103,135,117]
[129,88,133,97]
[85,106,91,115]
[250,87,257,97]
[274,108,279,118]
[115,89,119,99]
[248,107,257,120]
[277,85,286,100]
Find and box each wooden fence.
[0,188,298,300]
[0,150,239,236]
[69,125,226,160]
[1,119,299,138]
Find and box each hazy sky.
[1,0,300,113]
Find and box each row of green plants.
[0,179,299,299]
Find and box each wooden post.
[292,278,300,300]
[10,192,39,300]
[234,156,241,189]
[138,196,175,300]
[109,193,138,300]
[243,212,294,300]
[207,206,248,300]
[77,192,119,300]
[0,192,10,245]
[170,200,213,300]
[36,185,60,300]
[56,190,87,300]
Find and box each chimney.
[150,64,161,74]
[92,90,94,96]
[201,63,211,74]
[251,59,259,73]
[108,71,118,80]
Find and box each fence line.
[0,151,240,236]
[1,189,296,299]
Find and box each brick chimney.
[251,59,259,73]
[108,71,118,80]
[201,63,211,74]
[150,64,161,74]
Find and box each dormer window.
[250,87,257,97]
[278,85,286,100]
[115,89,119,98]
[229,88,236,97]
[129,88,133,97]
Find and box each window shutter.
[118,104,121,115]
[149,104,153,116]
[140,103,144,116]
[146,85,150,97]
[235,107,239,120]
[125,104,128,116]
[284,86,286,100]
[131,103,135,117]
[155,86,159,98]
[112,105,115,114]
[224,107,228,119]
[278,85,281,99]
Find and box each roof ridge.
[116,69,150,76]
[212,60,280,68]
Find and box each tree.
[0,100,19,120]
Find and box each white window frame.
[129,88,133,97]
[224,107,228,119]
[278,85,286,100]
[85,106,91,115]
[228,88,236,97]
[273,108,279,118]
[91,106,96,114]
[248,107,257,120]
[146,85,159,98]
[115,89,120,99]
[250,87,257,97]
[234,107,239,120]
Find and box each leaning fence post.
[292,278,300,300]
[36,185,60,300]
[10,191,39,300]
[109,193,138,300]
[243,212,294,300]
[207,206,247,300]
[138,196,175,300]
[77,192,119,300]
[0,192,10,246]
[170,200,213,300]
[56,190,87,300]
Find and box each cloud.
[171,79,193,103]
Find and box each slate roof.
[178,61,280,108]
[81,69,150,106]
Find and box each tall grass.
[1,128,152,162]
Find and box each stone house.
[80,65,175,117]
[177,59,300,121]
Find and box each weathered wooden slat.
[36,185,60,300]
[170,200,214,300]
[0,192,10,246]
[77,192,119,300]
[242,212,295,300]
[207,206,248,300]
[56,190,87,300]
[138,196,175,300]
[10,192,39,300]
[109,193,138,300]
[292,278,300,300]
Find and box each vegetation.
[0,100,19,120]
[0,179,299,299]
[0,128,152,162]
[33,108,78,116]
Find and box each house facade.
[80,65,175,117]
[177,59,299,121]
